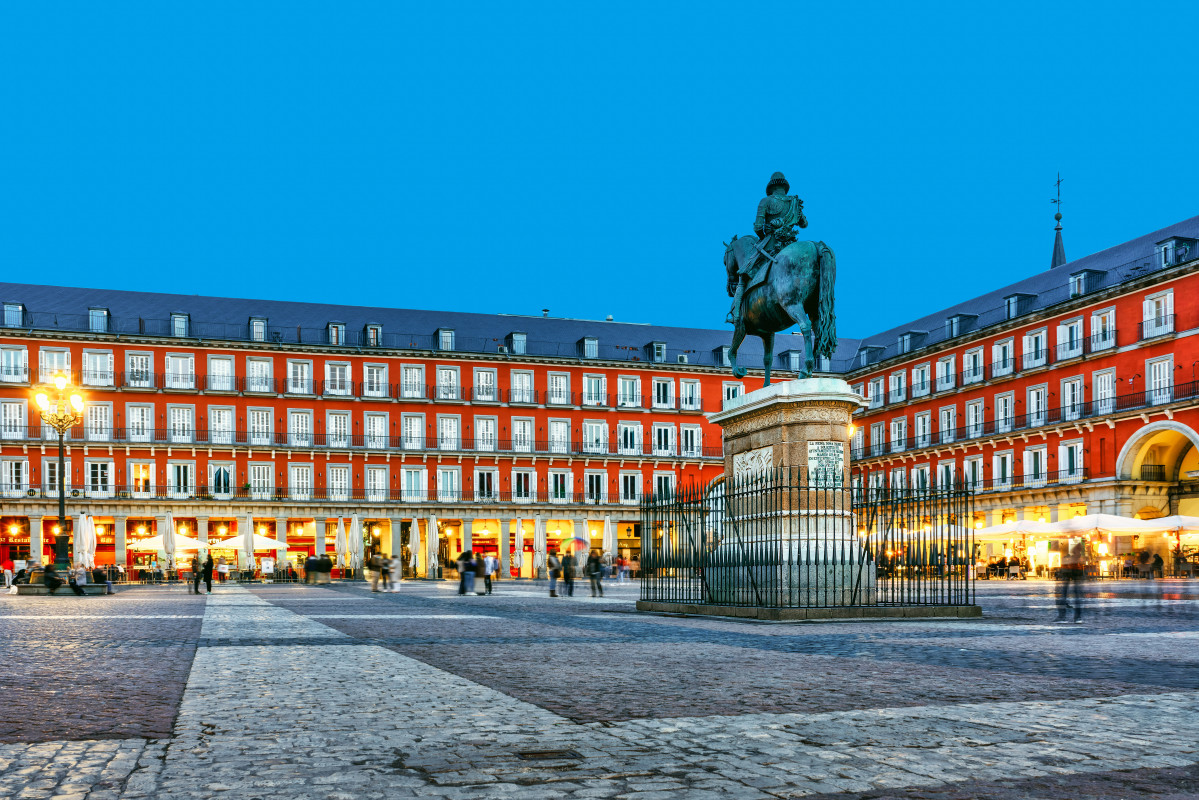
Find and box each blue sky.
[2,3,1197,339]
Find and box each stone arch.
[1115,420,1199,480]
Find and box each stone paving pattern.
[1,578,1198,798]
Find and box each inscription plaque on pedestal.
[807,440,844,487]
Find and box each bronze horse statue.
[723,235,837,385]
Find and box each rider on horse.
[726,172,808,324]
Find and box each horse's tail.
[815,241,837,358]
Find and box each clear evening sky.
[2,3,1197,339]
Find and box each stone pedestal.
[707,378,874,606]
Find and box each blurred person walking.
[547,552,562,597]
[202,553,214,594]
[482,553,497,595]
[190,554,202,594]
[2,555,13,589]
[317,552,332,584]
[1056,540,1086,623]
[560,550,576,597]
[586,550,604,597]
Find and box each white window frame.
[911,363,931,398]
[401,365,426,399]
[935,356,955,391]
[1090,308,1116,351]
[0,345,28,384]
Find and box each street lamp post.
[33,373,85,572]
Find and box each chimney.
[605,315,613,321]
[542,308,549,317]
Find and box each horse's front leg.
[730,325,747,379]
[761,332,775,387]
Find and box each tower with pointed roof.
[1050,172,1067,269]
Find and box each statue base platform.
[635,601,982,621]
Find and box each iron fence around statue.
[639,468,974,608]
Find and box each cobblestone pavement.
[2,579,1198,799]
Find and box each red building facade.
[844,219,1199,558]
[0,287,761,575]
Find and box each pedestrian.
[91,565,115,595]
[42,562,63,594]
[1056,539,1086,623]
[618,555,630,583]
[456,551,469,595]
[547,552,561,597]
[1153,552,1165,579]
[374,554,388,592]
[560,550,576,597]
[586,550,604,597]
[386,554,402,592]
[190,554,202,594]
[317,552,333,584]
[460,550,477,596]
[217,556,228,583]
[472,552,487,595]
[305,553,317,584]
[69,564,87,596]
[601,550,613,580]
[630,555,640,579]
[1,555,13,589]
[482,553,497,595]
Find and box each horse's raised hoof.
[732,366,747,379]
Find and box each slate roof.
[1,213,1195,374]
[834,213,1199,372]
[0,281,790,369]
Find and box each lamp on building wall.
[33,372,85,570]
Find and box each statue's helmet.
[765,171,790,195]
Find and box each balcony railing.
[1021,347,1048,370]
[0,483,658,505]
[0,424,723,460]
[850,378,1199,461]
[1142,315,1175,340]
[988,357,1015,379]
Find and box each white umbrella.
[73,514,88,568]
[163,513,177,568]
[426,516,439,577]
[349,514,363,570]
[513,518,524,569]
[602,515,617,556]
[83,515,97,568]
[335,517,347,568]
[213,533,288,551]
[407,520,419,570]
[242,513,255,569]
[533,517,546,570]
[129,532,205,551]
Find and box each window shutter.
[1143,296,1153,321]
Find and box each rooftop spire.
[1050,172,1067,269]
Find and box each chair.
[975,564,988,580]
[1007,564,1025,580]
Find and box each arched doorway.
[1116,421,1199,482]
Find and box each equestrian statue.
[723,171,837,386]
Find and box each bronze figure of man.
[727,171,808,324]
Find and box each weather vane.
[1051,173,1064,222]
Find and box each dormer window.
[171,313,189,338]
[787,350,803,372]
[437,328,455,351]
[1156,237,1196,268]
[509,332,527,355]
[328,323,345,345]
[2,303,24,327]
[1004,293,1035,320]
[715,345,731,366]
[650,342,666,363]
[88,308,109,333]
[581,337,598,359]
[364,324,382,347]
[249,317,267,342]
[898,334,912,354]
